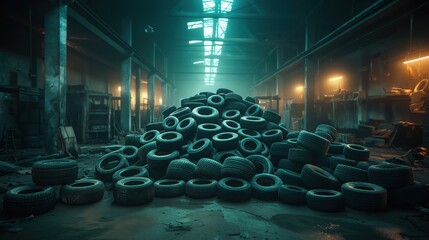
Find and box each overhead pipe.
[253,0,406,87]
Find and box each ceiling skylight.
[188,0,234,85]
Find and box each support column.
[135,67,141,130]
[120,17,132,132]
[304,23,316,131]
[44,3,67,154]
[148,74,155,123]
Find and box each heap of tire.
[3,88,428,216]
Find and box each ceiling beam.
[161,11,297,20]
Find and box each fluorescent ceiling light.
[193,60,205,64]
[189,40,202,44]
[403,55,429,64]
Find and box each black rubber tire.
[297,130,330,155]
[278,159,304,173]
[356,161,379,170]
[113,177,154,206]
[334,164,368,183]
[156,131,183,151]
[240,116,267,130]
[125,134,142,147]
[288,148,315,165]
[170,107,192,121]
[120,145,139,164]
[278,185,307,205]
[146,166,167,181]
[196,123,222,140]
[261,129,283,148]
[221,120,240,133]
[212,132,239,151]
[237,129,261,140]
[145,121,164,131]
[223,101,247,115]
[286,131,300,139]
[245,96,257,104]
[216,88,233,94]
[224,92,243,103]
[213,150,242,163]
[260,142,269,157]
[247,154,274,174]
[207,95,225,111]
[176,117,197,139]
[195,158,223,180]
[315,124,337,141]
[60,179,105,205]
[250,173,283,200]
[183,101,204,110]
[275,168,305,187]
[301,164,340,190]
[154,179,185,198]
[137,141,157,165]
[162,106,177,118]
[217,177,251,202]
[328,142,346,154]
[139,130,160,146]
[162,116,179,131]
[341,182,387,211]
[270,142,293,163]
[266,122,289,138]
[95,153,129,182]
[185,179,218,198]
[221,109,241,122]
[239,137,263,156]
[187,138,213,160]
[368,164,414,189]
[245,104,263,117]
[165,159,197,181]
[328,155,357,170]
[3,185,57,216]
[315,131,333,143]
[306,189,344,212]
[112,166,149,183]
[390,182,428,208]
[262,109,281,124]
[32,159,78,186]
[146,149,180,170]
[285,138,299,148]
[343,144,370,161]
[189,94,207,104]
[221,156,255,180]
[192,106,220,124]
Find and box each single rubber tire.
[297,130,330,155]
[343,144,370,161]
[278,185,307,205]
[112,166,149,183]
[95,153,129,182]
[247,154,274,174]
[341,182,387,211]
[165,159,197,181]
[60,179,105,205]
[239,137,263,156]
[195,158,223,180]
[3,185,57,216]
[154,179,185,198]
[162,116,179,131]
[250,173,283,200]
[113,177,154,206]
[176,117,197,139]
[187,138,213,160]
[185,179,218,199]
[217,177,251,202]
[301,164,340,190]
[212,132,239,151]
[368,164,414,189]
[192,106,220,124]
[275,168,305,187]
[32,159,78,186]
[221,156,255,180]
[306,189,344,212]
[146,149,180,170]
[156,131,184,151]
[221,120,240,133]
[334,164,368,183]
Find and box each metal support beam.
[135,67,141,130]
[44,3,67,154]
[304,23,316,131]
[120,17,132,132]
[148,41,156,122]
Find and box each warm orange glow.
[295,86,304,92]
[118,86,121,92]
[329,76,343,81]
[403,55,429,64]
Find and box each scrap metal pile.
[3,88,428,216]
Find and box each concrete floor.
[0,146,429,240]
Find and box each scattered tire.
[247,154,274,174]
[221,156,255,180]
[145,121,164,131]
[125,134,142,147]
[275,168,305,187]
[213,150,242,163]
[165,159,197,181]
[196,123,222,140]
[156,131,183,151]
[212,132,239,151]
[286,138,299,148]
[187,138,213,160]
[195,158,223,180]
[225,92,243,103]
[315,131,333,143]
[343,144,370,161]
[162,106,177,118]
[112,166,149,183]
[250,173,283,200]
[162,116,179,131]
[223,101,247,115]
[221,120,240,132]
[237,129,261,140]
[154,179,185,198]
[368,164,414,189]
[334,164,368,183]
[315,124,337,141]
[217,177,251,202]
[176,117,197,139]
[207,95,225,110]
[297,130,330,155]
[192,106,220,124]
[139,130,160,146]
[113,177,154,206]
[137,141,157,165]
[301,164,340,190]
[270,142,292,160]
[261,129,283,147]
[32,159,78,186]
[60,179,105,205]
[120,145,139,164]
[306,189,344,212]
[4,185,57,216]
[245,104,263,117]
[240,116,267,130]
[288,148,315,165]
[170,107,192,121]
[185,179,218,198]
[146,149,180,170]
[286,131,300,139]
[239,137,263,156]
[329,155,356,170]
[278,159,304,173]
[222,109,241,122]
[95,153,129,182]
[356,161,379,170]
[262,109,281,124]
[278,185,307,205]
[328,142,346,154]
[341,182,387,211]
